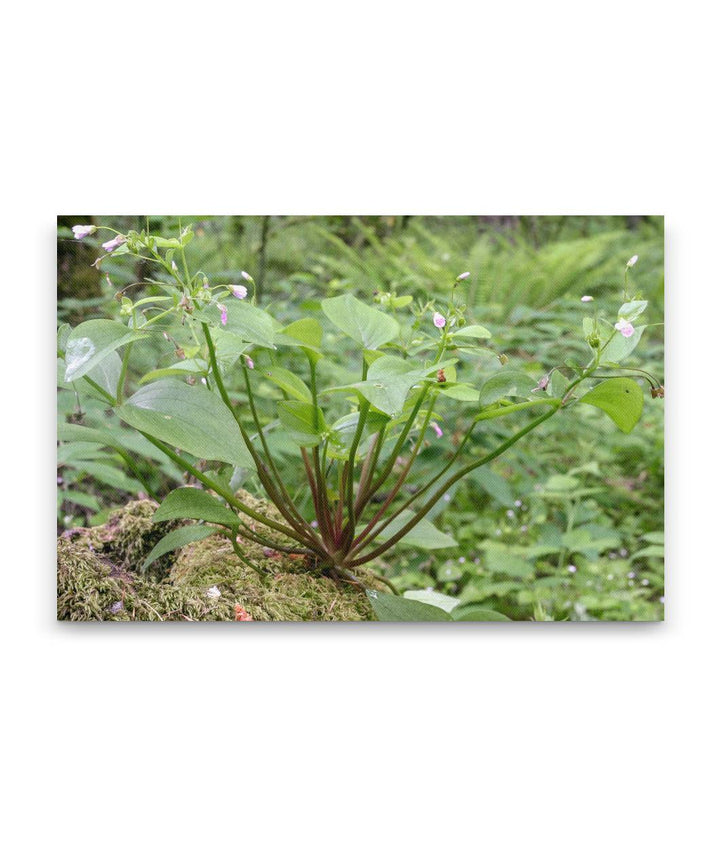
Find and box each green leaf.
[375,510,458,549]
[277,400,327,447]
[478,371,537,405]
[437,383,480,402]
[64,320,146,383]
[142,524,217,571]
[450,605,512,622]
[580,378,644,433]
[334,355,453,416]
[404,590,460,613]
[366,590,452,622]
[322,294,400,349]
[58,490,101,512]
[618,300,648,322]
[200,301,276,348]
[602,325,646,363]
[260,366,312,402]
[87,350,122,397]
[451,324,492,339]
[278,318,323,350]
[116,379,255,467]
[153,488,240,528]
[63,460,143,493]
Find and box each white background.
[2,2,718,854]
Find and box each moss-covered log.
[57,495,382,621]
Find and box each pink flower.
[626,254,638,267]
[244,355,254,369]
[218,304,228,325]
[433,312,446,329]
[614,319,635,338]
[240,271,253,282]
[532,375,550,392]
[580,295,594,302]
[431,421,443,438]
[72,224,95,239]
[101,235,126,253]
[456,271,470,281]
[231,284,248,299]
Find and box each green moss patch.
[57,495,381,621]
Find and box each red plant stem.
[348,407,559,566]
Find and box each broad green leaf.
[116,379,255,467]
[366,590,452,622]
[277,400,327,446]
[580,378,644,433]
[618,300,648,322]
[153,487,240,528]
[478,371,537,405]
[142,524,217,571]
[64,320,146,383]
[260,366,312,402]
[642,531,664,545]
[200,300,276,348]
[329,410,388,457]
[437,383,480,402]
[87,350,122,397]
[322,294,399,350]
[278,318,323,350]
[450,605,512,622]
[404,590,460,613]
[375,509,458,549]
[334,355,454,416]
[602,325,646,363]
[58,422,116,446]
[451,324,492,339]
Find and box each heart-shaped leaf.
[580,378,644,433]
[322,294,399,350]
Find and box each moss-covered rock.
[57,494,381,621]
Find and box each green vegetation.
[57,216,664,621]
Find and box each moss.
[65,499,179,577]
[57,495,383,621]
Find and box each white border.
[4,2,717,853]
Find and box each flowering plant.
[59,224,662,599]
